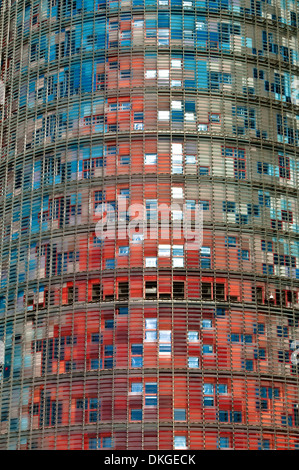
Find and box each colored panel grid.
[0,0,298,450]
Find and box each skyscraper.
[0,0,298,450]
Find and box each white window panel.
[172,187,184,198]
[134,20,144,28]
[188,331,199,342]
[158,111,170,120]
[172,143,183,155]
[172,210,183,220]
[196,21,206,30]
[171,80,182,87]
[186,155,196,164]
[188,357,199,368]
[202,319,213,329]
[173,258,184,268]
[158,245,171,257]
[185,112,195,121]
[159,330,171,355]
[172,165,183,174]
[158,29,169,37]
[172,156,183,164]
[145,70,156,79]
[145,257,157,267]
[171,100,182,110]
[171,59,181,68]
[131,383,143,394]
[144,154,157,165]
[145,331,157,341]
[132,233,144,243]
[145,319,157,329]
[158,69,169,79]
[159,330,171,342]
[204,383,214,394]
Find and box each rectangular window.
[218,384,228,395]
[199,166,210,175]
[241,249,249,260]
[131,409,142,421]
[226,236,236,247]
[279,155,290,179]
[174,409,186,421]
[188,356,199,368]
[145,154,157,165]
[104,345,114,368]
[203,344,213,354]
[258,439,270,450]
[172,187,184,199]
[119,155,130,165]
[231,412,241,423]
[145,382,157,406]
[202,282,212,300]
[174,436,187,450]
[91,333,100,343]
[223,201,236,213]
[145,318,157,341]
[188,331,199,342]
[281,210,293,223]
[219,410,228,422]
[261,240,273,252]
[131,344,143,367]
[105,320,114,329]
[117,306,128,315]
[90,359,99,371]
[92,284,101,301]
[257,162,270,174]
[202,319,213,329]
[67,285,78,304]
[200,200,210,211]
[145,257,157,268]
[203,383,214,406]
[146,199,158,220]
[118,282,129,299]
[219,437,229,449]
[158,111,170,120]
[145,281,157,299]
[131,383,143,394]
[145,70,156,79]
[209,113,220,123]
[158,245,171,257]
[159,330,171,355]
[200,246,211,269]
[173,281,185,298]
[94,191,103,211]
[214,283,225,301]
[106,258,115,269]
[86,398,100,423]
[120,70,131,80]
[118,246,129,256]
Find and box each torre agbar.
[0,0,299,452]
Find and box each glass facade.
[0,0,299,450]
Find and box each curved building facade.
[0,0,299,450]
